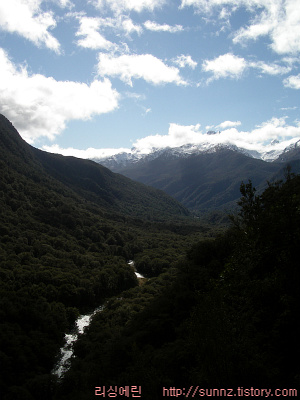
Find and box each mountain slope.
[0,114,188,220]
[33,149,189,219]
[102,147,289,211]
[0,114,138,398]
[273,140,300,163]
[1,114,197,399]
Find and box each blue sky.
[0,0,299,159]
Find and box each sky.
[0,0,300,159]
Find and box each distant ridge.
[95,142,300,212]
[2,112,298,215]
[93,138,300,169]
[273,140,300,163]
[0,114,189,219]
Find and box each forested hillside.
[0,115,207,399]
[55,172,300,399]
[1,114,299,399]
[0,115,188,221]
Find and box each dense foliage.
[54,173,300,399]
[2,114,299,399]
[0,114,208,399]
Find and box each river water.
[52,305,104,378]
[52,261,144,379]
[128,260,145,278]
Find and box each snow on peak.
[92,139,300,168]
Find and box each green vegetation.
[1,114,299,399]
[0,114,209,399]
[54,172,300,400]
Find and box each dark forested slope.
[0,114,198,400]
[55,173,300,400]
[0,114,188,221]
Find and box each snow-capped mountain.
[93,139,300,172]
[92,138,300,212]
[272,139,300,163]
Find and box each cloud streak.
[216,121,241,129]
[42,144,131,159]
[144,20,183,33]
[92,0,166,14]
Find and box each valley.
[52,261,145,381]
[1,114,299,399]
[0,114,211,399]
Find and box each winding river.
[52,261,144,379]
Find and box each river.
[52,261,144,379]
[52,305,104,378]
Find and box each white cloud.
[250,61,292,75]
[43,117,300,159]
[202,53,247,81]
[281,56,300,66]
[280,106,297,110]
[42,144,131,159]
[76,15,143,38]
[173,55,197,69]
[216,120,241,129]
[144,20,183,33]
[283,73,300,89]
[137,117,299,154]
[76,17,116,50]
[248,117,300,145]
[0,0,60,52]
[92,0,166,14]
[203,53,293,82]
[267,0,300,55]
[0,48,119,143]
[121,18,143,35]
[56,0,74,8]
[97,53,187,86]
[181,0,300,56]
[232,0,279,46]
[131,123,203,153]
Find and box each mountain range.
[0,114,188,220]
[2,111,299,214]
[94,140,300,212]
